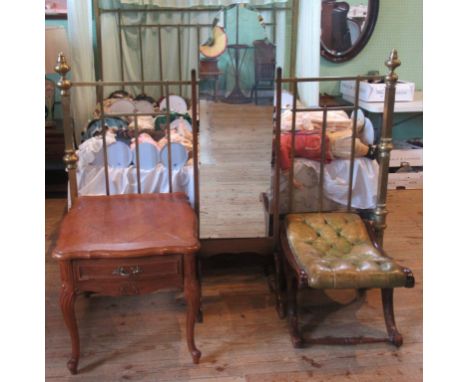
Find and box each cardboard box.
[388,172,423,190]
[390,148,423,167]
[340,80,415,102]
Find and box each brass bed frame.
[58,0,398,259]
[52,0,409,372]
[93,0,293,96]
[272,55,399,249]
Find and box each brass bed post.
[196,25,201,74]
[191,70,200,232]
[346,76,361,211]
[177,25,183,96]
[272,4,277,45]
[134,110,142,194]
[158,26,164,97]
[374,49,401,246]
[273,67,282,247]
[94,0,104,82]
[118,9,125,89]
[165,83,173,193]
[318,106,328,212]
[287,80,298,213]
[55,53,79,206]
[138,25,145,95]
[98,81,111,196]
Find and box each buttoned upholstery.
[285,212,408,289]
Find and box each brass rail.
[93,0,291,94]
[55,54,199,219]
[272,50,400,249]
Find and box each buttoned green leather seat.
[284,212,410,289]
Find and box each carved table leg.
[382,288,403,347]
[184,254,202,364]
[196,257,203,323]
[284,260,303,348]
[60,285,80,374]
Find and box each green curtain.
[67,0,96,137]
[119,0,287,6]
[98,0,286,98]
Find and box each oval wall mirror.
[320,0,379,62]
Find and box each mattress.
[268,157,379,214]
[76,164,194,205]
[70,132,194,207]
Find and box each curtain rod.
[99,6,290,13]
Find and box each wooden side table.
[53,194,202,374]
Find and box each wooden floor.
[45,189,422,381]
[199,101,273,238]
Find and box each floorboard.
[199,101,273,238]
[45,189,422,381]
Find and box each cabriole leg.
[184,254,202,364]
[381,288,403,347]
[285,260,303,348]
[60,285,80,374]
[196,257,203,323]
[274,251,287,319]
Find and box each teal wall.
[320,0,423,95]
[318,0,423,141]
[215,5,271,94]
[45,18,69,119]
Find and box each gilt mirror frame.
[320,0,379,63]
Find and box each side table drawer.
[73,255,184,296]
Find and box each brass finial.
[54,52,72,94]
[385,49,401,72]
[54,52,70,75]
[385,49,400,83]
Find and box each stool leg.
[60,285,80,374]
[184,254,202,364]
[285,260,303,348]
[381,288,403,347]
[274,251,287,319]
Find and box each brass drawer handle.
[112,266,142,277]
[112,267,129,277]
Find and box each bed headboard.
[55,53,201,225]
[271,49,401,248]
[93,0,292,98]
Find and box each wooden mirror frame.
[320,0,379,63]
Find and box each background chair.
[250,39,276,105]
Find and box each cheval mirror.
[198,4,276,239]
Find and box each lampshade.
[45,26,70,74]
